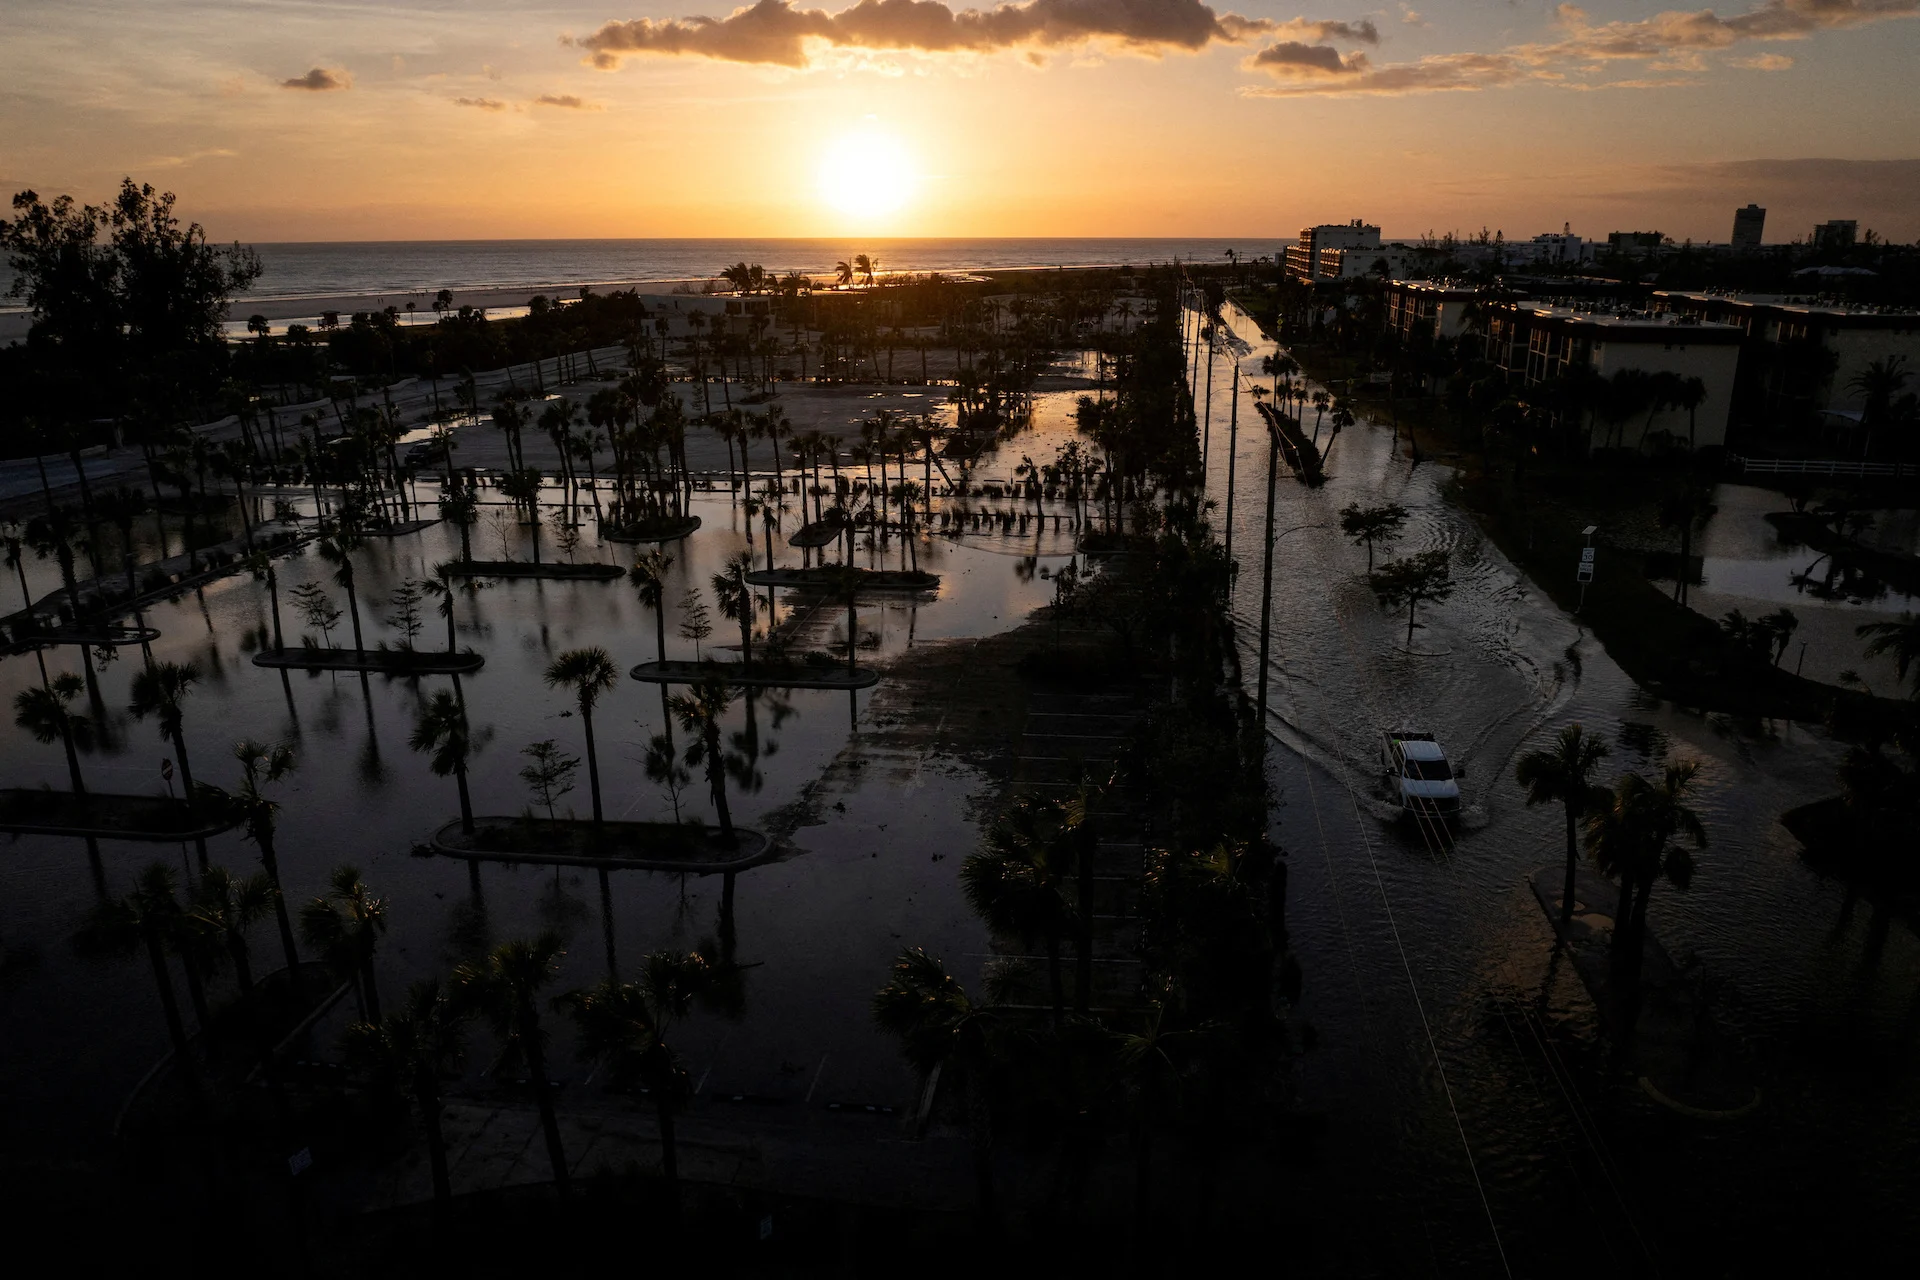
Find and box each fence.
[1728,454,1918,480]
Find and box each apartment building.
[1384,280,1500,343]
[1731,204,1766,250]
[1651,291,1920,423]
[1283,220,1384,282]
[1482,300,1743,448]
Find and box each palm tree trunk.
[343,568,365,656]
[582,706,603,824]
[144,922,196,1073]
[454,762,475,834]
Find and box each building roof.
[1509,301,1743,340]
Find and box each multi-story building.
[1811,220,1859,251]
[1606,230,1665,252]
[1651,291,1920,425]
[1731,204,1766,250]
[1284,220,1383,281]
[1516,225,1592,266]
[1384,280,1508,343]
[1481,300,1743,449]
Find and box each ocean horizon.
[5,238,1284,314]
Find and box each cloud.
[147,147,240,170]
[1247,49,1535,94]
[533,94,598,108]
[454,96,508,110]
[1248,0,1917,95]
[569,0,1369,68]
[1248,41,1361,75]
[281,67,350,91]
[1400,8,1428,26]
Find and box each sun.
[817,129,916,222]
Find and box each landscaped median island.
[438,559,625,580]
[628,658,879,690]
[251,645,486,675]
[601,514,701,543]
[431,815,773,872]
[0,787,240,841]
[744,566,939,592]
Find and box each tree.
[1369,549,1454,647]
[543,647,619,824]
[439,485,479,561]
[677,587,713,661]
[960,794,1084,1023]
[231,739,303,984]
[411,689,483,834]
[629,551,674,663]
[384,579,427,651]
[129,660,206,860]
[14,672,90,793]
[88,864,201,1095]
[300,864,387,1021]
[669,677,738,842]
[1759,607,1799,666]
[1584,762,1708,990]
[643,733,692,822]
[342,978,469,1234]
[518,740,579,820]
[710,550,760,666]
[290,579,342,648]
[1516,724,1611,935]
[872,948,1005,1223]
[1338,501,1410,572]
[421,559,485,654]
[1656,479,1714,606]
[315,535,367,655]
[191,866,276,993]
[1847,356,1910,456]
[564,951,712,1220]
[1857,612,1920,696]
[453,934,571,1193]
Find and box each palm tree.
[14,673,90,793]
[1515,724,1611,935]
[1585,762,1708,990]
[315,535,367,656]
[411,689,482,834]
[421,559,484,654]
[1857,612,1920,696]
[710,550,759,667]
[1657,479,1714,606]
[1672,376,1708,452]
[1847,356,1910,457]
[961,795,1084,1023]
[300,864,388,1021]
[454,934,571,1192]
[873,948,1005,1223]
[835,260,854,288]
[544,648,619,824]
[629,551,675,664]
[232,739,304,985]
[565,951,711,1220]
[342,978,469,1234]
[669,677,738,843]
[129,661,204,836]
[90,863,202,1098]
[191,866,277,993]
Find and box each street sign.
[159,758,174,781]
[288,1147,313,1176]
[1580,547,1595,563]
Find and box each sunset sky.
[3,0,1917,243]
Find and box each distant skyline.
[3,1,1917,243]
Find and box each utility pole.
[1255,422,1281,747]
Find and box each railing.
[1729,454,1918,479]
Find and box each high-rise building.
[1731,204,1766,250]
[1811,219,1858,251]
[1283,220,1382,281]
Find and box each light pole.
[1577,524,1597,614]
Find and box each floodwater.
[0,437,1083,1169]
[1193,296,1920,1273]
[5,314,1916,1270]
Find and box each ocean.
[4,239,1278,314]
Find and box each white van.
[1381,730,1462,817]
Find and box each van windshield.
[1407,759,1453,781]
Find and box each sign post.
[1576,526,1597,613]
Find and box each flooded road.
[1191,297,1920,1273]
